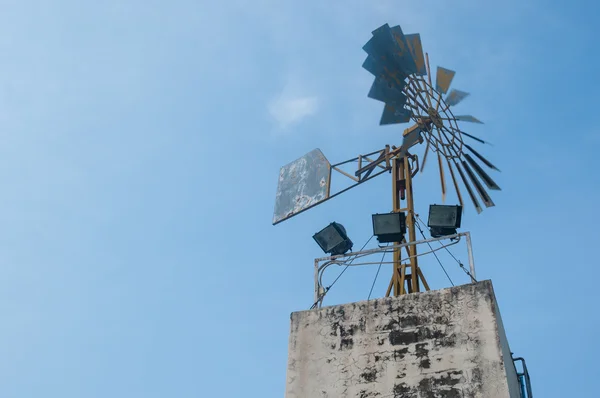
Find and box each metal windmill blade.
[362,23,500,214]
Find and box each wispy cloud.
[268,93,319,130]
[267,73,320,132]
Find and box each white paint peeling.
[273,149,330,224]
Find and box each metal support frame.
[313,231,476,307]
[386,155,428,297]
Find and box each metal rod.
[314,232,469,262]
[332,166,359,182]
[421,139,431,172]
[512,357,533,398]
[318,241,461,271]
[315,234,470,306]
[314,259,320,304]
[425,53,434,99]
[330,148,383,168]
[465,232,476,281]
[436,142,447,203]
[356,149,387,177]
[362,156,388,171]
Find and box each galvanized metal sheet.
[364,24,415,80]
[464,154,501,190]
[447,160,465,210]
[362,24,396,65]
[445,89,470,106]
[380,103,412,125]
[405,33,427,76]
[273,149,331,225]
[461,131,486,144]
[462,160,495,208]
[362,55,384,77]
[390,25,418,75]
[464,144,499,171]
[368,76,407,104]
[455,115,483,124]
[370,22,391,37]
[436,67,455,94]
[455,161,483,214]
[384,69,409,91]
[363,60,407,94]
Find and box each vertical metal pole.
[314,259,320,305]
[465,232,476,282]
[519,376,527,398]
[392,157,401,296]
[404,156,420,293]
[326,163,332,198]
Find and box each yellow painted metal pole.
[387,122,431,297]
[404,156,420,293]
[392,157,401,296]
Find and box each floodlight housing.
[372,212,406,243]
[313,222,353,255]
[428,204,462,238]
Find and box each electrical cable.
[414,217,454,286]
[317,238,460,280]
[368,244,388,300]
[309,235,374,309]
[416,215,477,283]
[315,233,462,304]
[459,262,478,283]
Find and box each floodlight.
[313,222,353,255]
[428,204,462,238]
[372,212,406,243]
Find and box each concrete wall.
[493,297,521,397]
[285,280,520,398]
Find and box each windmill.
[273,23,500,298]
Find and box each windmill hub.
[427,107,444,129]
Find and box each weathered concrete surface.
[285,280,520,398]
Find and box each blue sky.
[0,0,598,396]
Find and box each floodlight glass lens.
[428,206,459,228]
[314,226,344,252]
[373,214,402,235]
